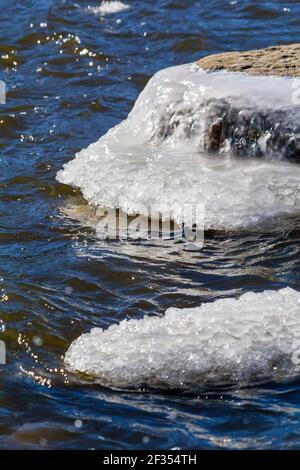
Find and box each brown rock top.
[197,44,300,77]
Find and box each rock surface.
[196,44,300,160]
[197,44,300,77]
[202,99,300,160]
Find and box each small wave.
[65,288,300,390]
[88,1,130,16]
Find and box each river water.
[1,0,300,449]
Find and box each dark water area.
[0,0,300,449]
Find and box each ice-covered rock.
[57,64,300,230]
[65,288,300,390]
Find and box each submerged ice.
[65,288,300,390]
[57,63,300,229]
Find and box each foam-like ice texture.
[65,288,300,389]
[88,1,130,15]
[57,64,300,229]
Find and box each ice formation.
[88,1,130,16]
[57,64,300,229]
[65,288,300,389]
